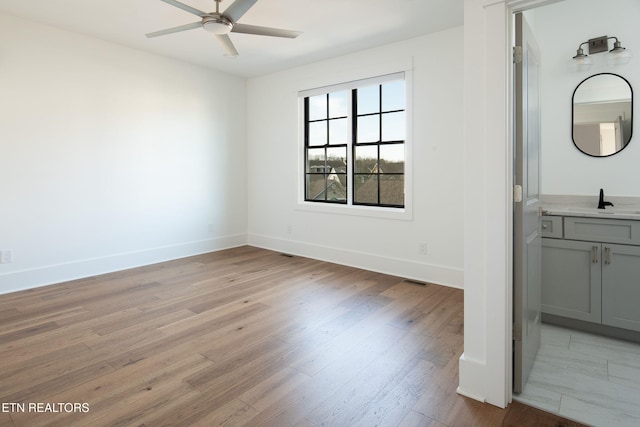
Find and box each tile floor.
[515,323,640,427]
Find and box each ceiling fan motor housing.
[202,15,233,35]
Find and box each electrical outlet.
[1,250,12,264]
[287,224,292,235]
[418,243,428,256]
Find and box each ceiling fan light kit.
[202,16,233,35]
[146,0,301,56]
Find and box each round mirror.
[572,73,633,157]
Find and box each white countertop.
[541,194,640,221]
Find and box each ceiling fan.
[146,0,301,56]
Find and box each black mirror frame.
[571,72,633,158]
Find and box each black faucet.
[598,188,614,209]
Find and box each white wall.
[530,0,640,196]
[0,13,248,294]
[245,27,465,288]
[458,0,512,408]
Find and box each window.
[305,91,349,203]
[303,73,406,209]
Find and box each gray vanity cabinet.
[542,238,602,323]
[602,244,640,331]
[542,215,640,333]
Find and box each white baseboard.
[1,232,463,295]
[247,233,463,289]
[0,234,247,295]
[457,353,488,403]
[458,352,509,408]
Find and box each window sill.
[296,201,412,221]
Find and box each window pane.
[380,144,404,172]
[357,115,380,143]
[308,95,327,120]
[380,175,404,206]
[329,118,348,145]
[327,147,347,173]
[357,85,379,115]
[382,80,405,112]
[306,174,326,200]
[381,111,405,141]
[309,121,327,146]
[326,174,347,202]
[355,145,377,173]
[354,175,378,204]
[329,91,348,118]
[380,144,404,162]
[307,147,325,173]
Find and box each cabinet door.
[602,244,640,332]
[542,238,602,323]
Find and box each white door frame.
[458,0,563,408]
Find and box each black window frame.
[352,85,405,208]
[303,75,406,209]
[303,94,349,204]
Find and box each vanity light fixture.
[608,37,632,64]
[572,44,593,70]
[572,35,632,69]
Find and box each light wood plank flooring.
[0,246,584,426]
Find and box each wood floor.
[0,246,585,426]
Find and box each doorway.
[511,1,640,425]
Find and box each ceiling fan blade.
[159,0,209,18]
[215,34,239,56]
[232,23,301,38]
[223,0,258,22]
[145,21,202,38]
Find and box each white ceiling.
[0,0,463,78]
